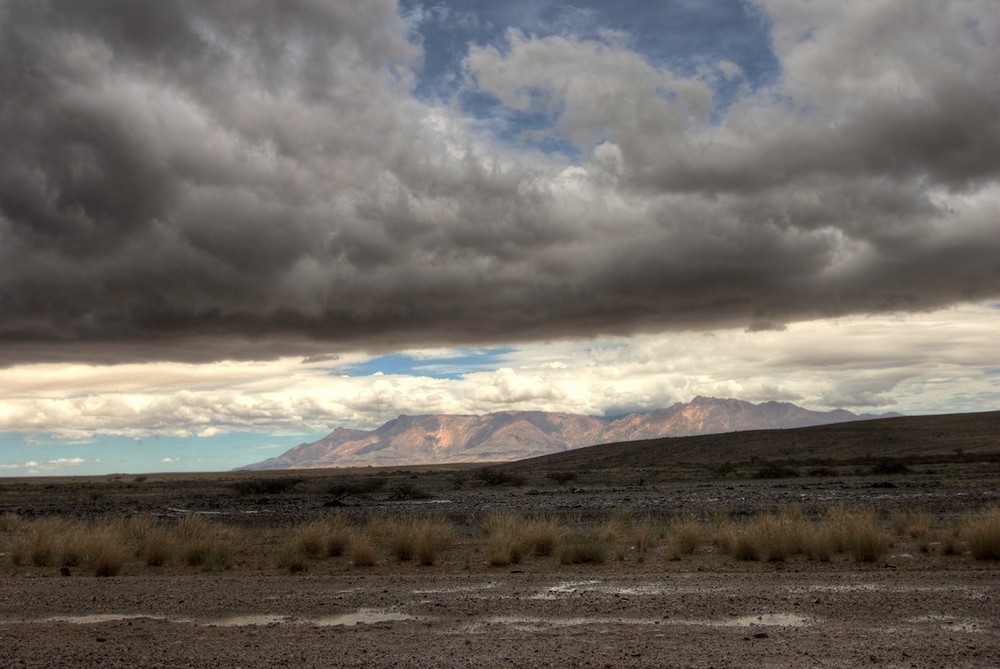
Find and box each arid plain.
[2,412,999,668]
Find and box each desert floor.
[1,466,998,668]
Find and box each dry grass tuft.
[482,513,559,566]
[176,515,236,571]
[962,507,1000,559]
[411,517,453,566]
[840,508,890,563]
[379,516,451,564]
[557,532,609,564]
[277,541,311,573]
[632,516,658,562]
[0,512,23,533]
[665,515,701,560]
[124,516,173,567]
[84,525,127,577]
[295,521,332,559]
[483,513,526,567]
[351,534,378,567]
[801,524,836,562]
[325,518,353,557]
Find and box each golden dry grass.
[2,502,998,575]
[962,507,1000,559]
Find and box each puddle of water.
[206,610,416,628]
[711,613,811,628]
[165,507,269,516]
[466,612,812,632]
[533,580,668,600]
[313,610,415,626]
[413,582,499,595]
[472,615,662,631]
[907,615,988,633]
[41,614,165,624]
[207,614,292,627]
[791,584,988,599]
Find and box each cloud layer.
[1,0,999,364]
[2,304,997,442]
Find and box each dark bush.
[547,472,577,485]
[324,476,386,498]
[755,465,799,479]
[476,467,525,487]
[388,482,432,501]
[871,459,910,475]
[229,477,304,496]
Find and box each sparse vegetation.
[177,515,236,571]
[962,507,1000,559]
[1,457,998,577]
[665,515,701,560]
[755,464,799,479]
[277,541,310,573]
[350,535,379,567]
[229,476,304,496]
[871,459,910,476]
[547,471,577,485]
[388,482,432,501]
[557,532,609,564]
[475,467,524,487]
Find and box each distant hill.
[241,397,899,470]
[504,410,1000,475]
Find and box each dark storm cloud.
[1,0,998,365]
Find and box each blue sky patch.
[340,346,516,379]
[404,0,780,139]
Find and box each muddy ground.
[1,465,999,668]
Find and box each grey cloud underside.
[1,0,998,364]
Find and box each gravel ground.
[2,563,998,668]
[2,469,998,667]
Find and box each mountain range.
[242,396,899,470]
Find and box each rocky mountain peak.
[242,398,890,470]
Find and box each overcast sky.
[1,0,998,475]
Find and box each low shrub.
[871,459,910,476]
[229,477,304,496]
[756,465,799,479]
[475,467,524,487]
[388,482,432,501]
[547,472,577,485]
